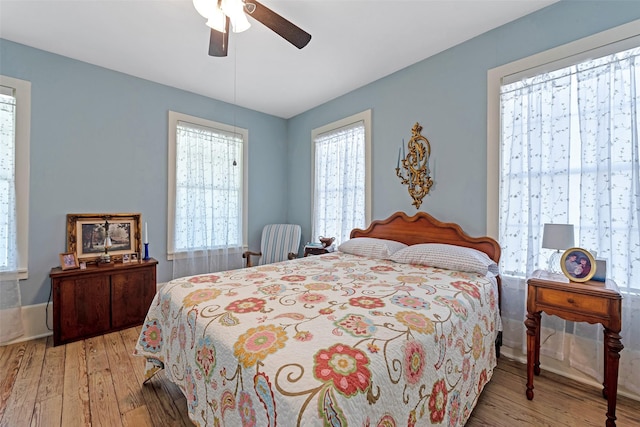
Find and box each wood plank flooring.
[1,326,639,426]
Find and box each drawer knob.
[567,298,575,304]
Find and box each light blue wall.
[287,0,640,242]
[3,1,640,306]
[0,40,289,305]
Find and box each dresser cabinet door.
[57,275,111,343]
[111,266,156,329]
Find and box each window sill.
[167,246,248,261]
[0,268,28,280]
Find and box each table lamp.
[101,220,113,263]
[542,223,574,273]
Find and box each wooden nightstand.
[303,244,334,257]
[525,270,623,427]
[304,246,328,256]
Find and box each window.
[487,22,640,396]
[311,110,371,246]
[0,75,30,279]
[167,111,247,259]
[489,28,640,293]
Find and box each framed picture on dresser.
[66,213,142,263]
[59,252,78,270]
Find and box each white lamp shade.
[221,0,251,32]
[193,0,216,19]
[193,0,228,32]
[206,12,227,33]
[542,223,575,250]
[230,12,251,33]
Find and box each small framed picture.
[561,247,596,282]
[592,258,607,282]
[122,253,130,264]
[80,262,87,270]
[130,253,138,262]
[59,252,79,270]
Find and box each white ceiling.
[0,0,557,118]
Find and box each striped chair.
[242,224,302,267]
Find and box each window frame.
[0,75,31,279]
[167,111,248,260]
[310,109,372,244]
[487,19,640,239]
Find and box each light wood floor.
[1,327,639,427]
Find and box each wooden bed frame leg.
[495,331,503,358]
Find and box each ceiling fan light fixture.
[201,0,312,57]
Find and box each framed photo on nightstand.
[560,247,596,282]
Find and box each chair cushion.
[260,224,302,265]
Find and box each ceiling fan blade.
[245,1,311,49]
[208,17,230,57]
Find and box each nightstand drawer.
[536,287,609,317]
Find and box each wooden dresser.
[50,258,158,346]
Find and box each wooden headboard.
[350,211,501,264]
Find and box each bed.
[135,211,502,426]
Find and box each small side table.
[525,270,623,427]
[304,244,335,257]
[304,246,328,256]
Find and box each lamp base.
[143,243,150,260]
[548,250,563,274]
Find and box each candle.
[144,222,148,244]
[402,139,406,160]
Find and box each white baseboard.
[1,282,166,347]
[0,302,53,346]
[500,345,640,402]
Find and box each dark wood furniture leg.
[534,312,541,375]
[604,329,623,427]
[525,311,541,400]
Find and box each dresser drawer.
[536,287,609,317]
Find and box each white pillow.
[338,238,408,259]
[390,243,499,276]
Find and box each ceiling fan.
[193,0,312,57]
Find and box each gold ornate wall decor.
[395,122,433,209]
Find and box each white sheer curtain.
[0,88,24,343]
[171,121,244,279]
[499,64,573,361]
[499,47,640,395]
[569,48,640,393]
[312,121,366,246]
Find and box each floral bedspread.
[135,252,500,426]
